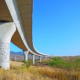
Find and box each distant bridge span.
[0,0,51,70]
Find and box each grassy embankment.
[0,57,80,80]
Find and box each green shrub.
[49,57,64,67]
[76,58,80,62]
[42,57,80,69]
[23,60,31,68]
[23,60,28,64]
[52,57,62,61]
[48,57,71,68]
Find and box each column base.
[0,61,10,70]
[0,42,10,70]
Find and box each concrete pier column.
[32,55,35,65]
[45,56,47,60]
[23,51,29,61]
[51,57,52,59]
[0,22,16,70]
[39,56,42,63]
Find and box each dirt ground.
[10,61,24,67]
[10,60,48,68]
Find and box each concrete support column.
[23,51,29,61]
[39,56,42,63]
[45,56,47,60]
[0,22,16,70]
[51,57,52,59]
[32,55,35,65]
[14,54,16,61]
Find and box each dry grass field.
[0,57,80,80]
[10,61,24,67]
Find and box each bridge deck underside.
[0,0,40,54]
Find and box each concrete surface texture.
[0,22,16,70]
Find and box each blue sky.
[10,0,80,56]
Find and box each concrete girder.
[4,0,49,57]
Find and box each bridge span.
[0,0,51,70]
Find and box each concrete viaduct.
[0,0,52,70]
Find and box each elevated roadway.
[0,0,51,70]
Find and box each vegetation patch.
[0,57,80,80]
[42,57,80,69]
